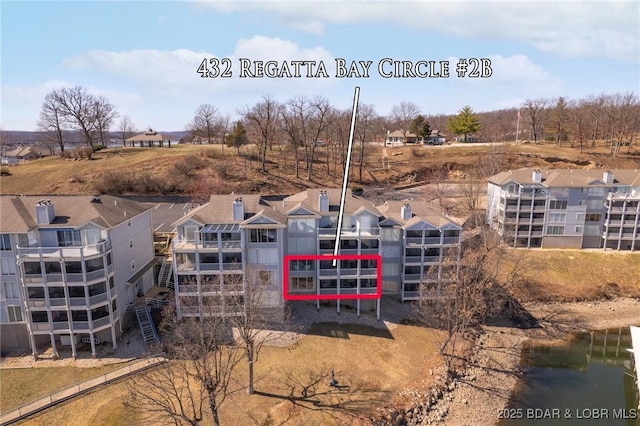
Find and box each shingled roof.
[0,195,150,232]
[488,168,640,187]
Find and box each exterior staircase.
[157,257,174,290]
[135,305,159,343]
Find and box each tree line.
[36,86,639,170]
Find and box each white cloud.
[62,36,338,94]
[197,1,639,62]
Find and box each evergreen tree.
[448,106,481,143]
[225,121,248,155]
[409,114,432,142]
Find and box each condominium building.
[170,189,462,320]
[0,195,156,357]
[487,168,640,250]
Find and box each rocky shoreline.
[381,297,640,426]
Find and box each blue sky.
[1,0,639,131]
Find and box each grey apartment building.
[487,168,640,250]
[0,195,156,356]
[170,188,462,320]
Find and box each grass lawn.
[14,322,443,425]
[0,363,127,413]
[507,249,640,301]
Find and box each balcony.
[93,316,111,329]
[177,284,198,293]
[17,240,111,260]
[89,293,109,306]
[319,269,338,277]
[85,269,107,282]
[339,268,358,277]
[199,263,220,271]
[318,228,380,238]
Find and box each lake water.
[500,327,639,426]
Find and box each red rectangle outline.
[283,254,382,301]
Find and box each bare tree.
[584,94,608,146]
[130,303,243,426]
[280,96,305,179]
[240,95,281,173]
[224,268,293,395]
[522,98,549,144]
[568,100,590,153]
[355,104,377,183]
[119,115,137,147]
[92,95,119,147]
[38,92,66,153]
[188,104,219,144]
[302,96,333,181]
[547,97,568,146]
[54,86,95,147]
[413,228,529,378]
[609,92,639,157]
[390,101,421,143]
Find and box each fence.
[0,353,167,425]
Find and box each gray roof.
[172,188,457,231]
[0,195,151,233]
[488,168,640,187]
[376,200,461,228]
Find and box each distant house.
[385,130,447,146]
[425,130,447,145]
[2,146,41,165]
[455,134,482,143]
[125,128,171,147]
[385,130,418,145]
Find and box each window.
[0,234,11,251]
[31,311,48,323]
[23,261,42,275]
[319,279,337,289]
[319,240,335,250]
[360,239,379,249]
[546,225,564,235]
[45,261,62,274]
[547,212,566,222]
[65,261,82,274]
[1,258,16,275]
[28,287,45,299]
[129,240,133,249]
[587,187,606,196]
[586,213,602,222]
[548,200,567,210]
[290,259,314,271]
[288,237,315,253]
[249,229,277,243]
[85,258,104,273]
[57,230,82,247]
[575,226,583,233]
[7,306,23,322]
[288,219,316,233]
[291,277,314,291]
[340,239,358,250]
[576,213,585,222]
[3,282,20,299]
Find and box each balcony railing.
[92,316,111,329]
[17,240,111,259]
[319,269,338,277]
[318,227,380,237]
[404,256,422,264]
[85,269,107,282]
[89,293,108,305]
[177,285,198,293]
[199,263,220,271]
[360,268,377,276]
[339,268,358,276]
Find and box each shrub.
[0,166,10,176]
